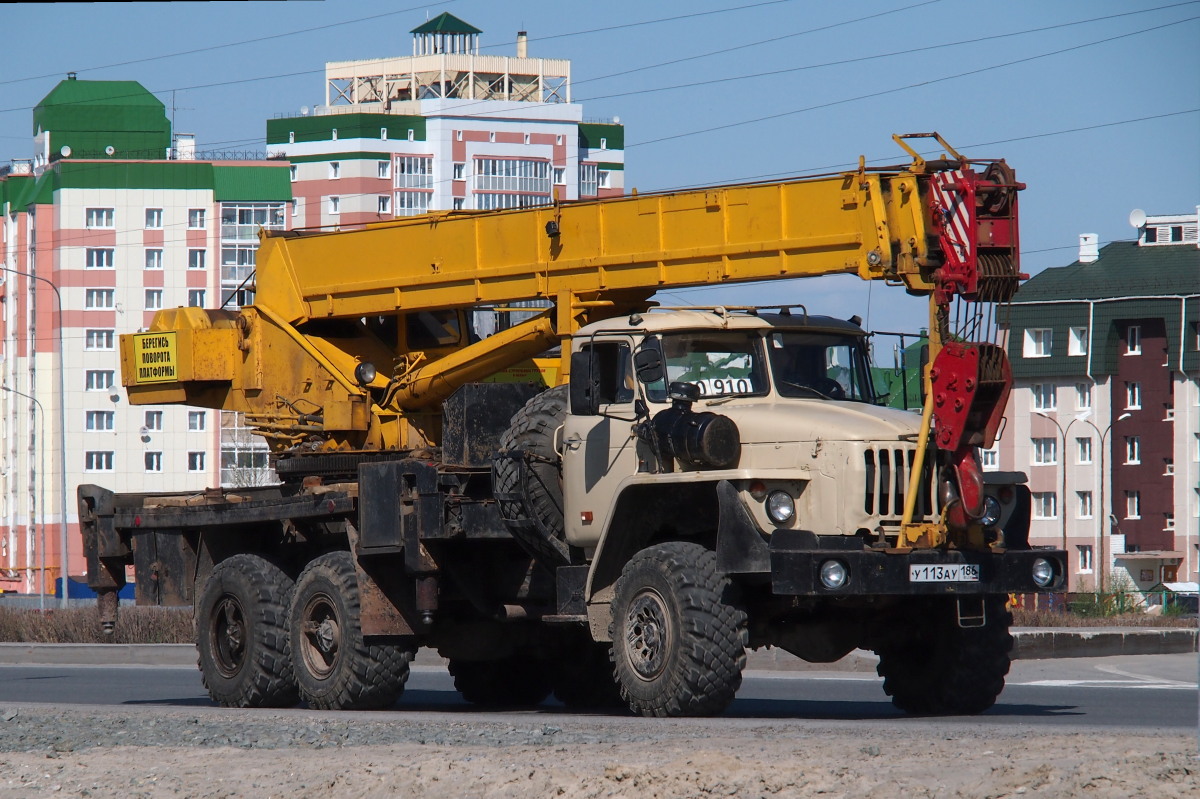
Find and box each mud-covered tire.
[875,596,1013,715]
[611,542,748,718]
[196,554,298,708]
[493,385,571,567]
[448,655,554,707]
[289,551,415,710]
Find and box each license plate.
[909,564,980,583]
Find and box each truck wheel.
[493,385,571,567]
[196,554,298,708]
[448,655,553,707]
[289,551,416,710]
[875,596,1013,715]
[611,542,747,717]
[551,633,625,709]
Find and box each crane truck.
[79,133,1065,717]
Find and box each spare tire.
[492,385,571,567]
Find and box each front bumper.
[770,544,1067,596]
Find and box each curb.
[1,628,1194,670]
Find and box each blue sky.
[2,0,1197,336]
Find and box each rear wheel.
[290,551,415,710]
[196,554,298,708]
[611,542,747,717]
[875,596,1013,715]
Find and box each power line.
[629,15,1200,149]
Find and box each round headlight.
[1031,557,1055,588]
[766,490,795,524]
[354,361,378,387]
[980,495,1002,527]
[820,560,848,590]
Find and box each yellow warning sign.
[132,332,179,383]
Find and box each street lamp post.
[0,385,46,611]
[0,266,69,607]
[1033,411,1080,561]
[1074,411,1132,594]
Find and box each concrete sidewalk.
[0,627,1194,672]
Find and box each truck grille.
[863,447,934,519]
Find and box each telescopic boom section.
[119,135,1023,459]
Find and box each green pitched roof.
[1013,241,1199,302]
[410,12,481,34]
[33,78,170,160]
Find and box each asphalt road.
[1,654,1195,731]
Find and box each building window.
[289,165,297,182]
[1075,383,1091,410]
[86,248,115,269]
[1068,326,1087,356]
[1032,437,1057,465]
[85,289,114,309]
[188,209,207,229]
[85,329,115,350]
[1077,544,1093,573]
[488,131,495,143]
[145,452,163,472]
[1033,492,1057,519]
[85,410,115,431]
[377,160,390,179]
[85,208,114,228]
[329,162,341,179]
[145,289,163,310]
[145,249,163,269]
[188,249,207,270]
[328,196,341,215]
[1126,325,1141,355]
[291,199,300,219]
[85,451,114,471]
[1125,490,1141,519]
[580,163,598,196]
[1125,381,1141,409]
[1125,436,1140,464]
[1031,383,1056,411]
[86,370,115,391]
[452,198,464,211]
[188,411,207,431]
[331,128,338,141]
[456,130,463,142]
[1023,328,1052,358]
[1076,437,1093,464]
[979,448,998,470]
[599,170,611,189]
[600,137,608,149]
[288,131,295,143]
[188,452,206,472]
[474,158,550,194]
[1076,491,1093,519]
[145,208,163,229]
[407,128,415,142]
[377,195,391,214]
[452,162,465,181]
[380,127,388,141]
[395,192,430,217]
[396,156,434,189]
[553,167,565,185]
[144,410,163,431]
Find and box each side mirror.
[633,346,664,384]
[569,350,600,416]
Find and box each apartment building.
[994,208,1200,595]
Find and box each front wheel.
[611,542,747,717]
[289,551,416,710]
[195,554,298,708]
[874,596,1013,715]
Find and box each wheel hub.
[211,596,247,678]
[625,590,671,681]
[299,593,341,679]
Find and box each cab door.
[562,338,640,550]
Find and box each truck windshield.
[768,331,875,402]
[644,332,768,401]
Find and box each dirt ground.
[1,719,1195,799]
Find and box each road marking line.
[1093,664,1195,687]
